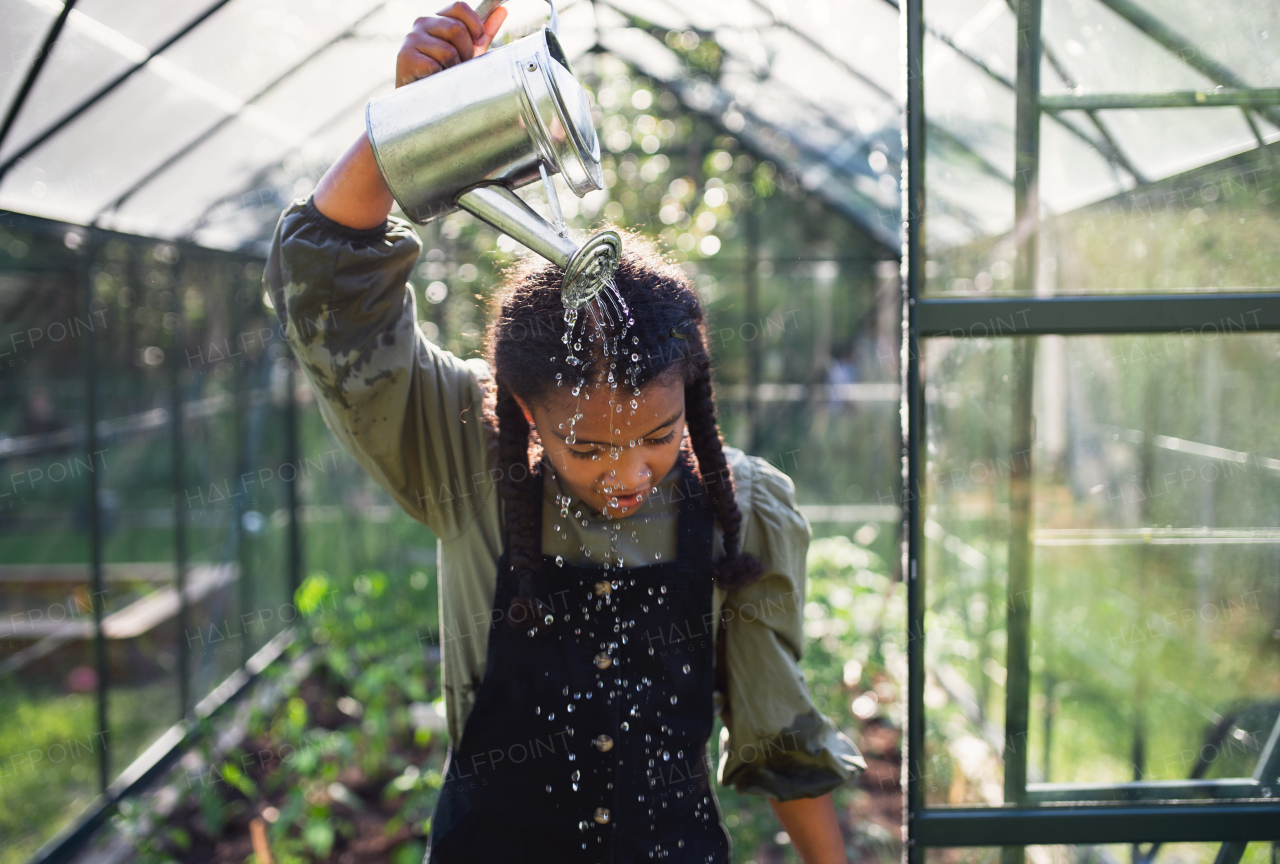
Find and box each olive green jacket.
[264,197,865,800]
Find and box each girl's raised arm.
[263,4,509,540]
[311,3,507,230]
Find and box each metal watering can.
[365,0,620,310]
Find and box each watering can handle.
[474,0,559,35]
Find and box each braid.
[495,380,549,635]
[683,355,765,590]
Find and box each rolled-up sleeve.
[264,197,497,539]
[717,452,866,800]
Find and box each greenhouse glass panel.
[906,0,1280,850]
[0,0,62,124]
[90,240,181,777]
[0,231,102,863]
[0,66,235,226]
[922,332,1280,805]
[178,260,250,704]
[922,0,1280,297]
[100,37,391,242]
[0,0,219,164]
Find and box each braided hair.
[485,232,764,633]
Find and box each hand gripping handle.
[474,0,559,35]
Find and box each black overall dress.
[426,460,732,863]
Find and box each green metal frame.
[901,0,1280,856]
[1041,89,1280,111]
[918,295,1280,336]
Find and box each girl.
[265,4,864,862]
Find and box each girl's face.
[520,374,686,520]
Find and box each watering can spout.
[457,186,577,269]
[457,185,621,309]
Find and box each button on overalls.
[426,458,731,863]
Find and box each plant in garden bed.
[116,536,903,863]
[113,566,447,864]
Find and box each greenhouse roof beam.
[1241,109,1267,148]
[878,0,1145,184]
[93,1,391,225]
[738,0,896,103]
[1092,0,1280,129]
[0,0,78,157]
[1042,89,1280,111]
[616,6,1011,192]
[1013,1,1147,184]
[589,12,901,248]
[632,64,900,249]
[0,0,236,184]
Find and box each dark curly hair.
[485,231,764,633]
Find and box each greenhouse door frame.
[900,0,1280,857]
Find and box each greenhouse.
[0,0,1276,862]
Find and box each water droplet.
[682,664,691,674]
[621,721,629,731]
[579,821,590,832]
[660,585,667,594]
[571,770,580,781]
[567,703,575,712]
[654,552,662,560]
[670,695,678,705]
[547,784,553,793]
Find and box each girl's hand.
[396,2,510,87]
[313,2,508,228]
